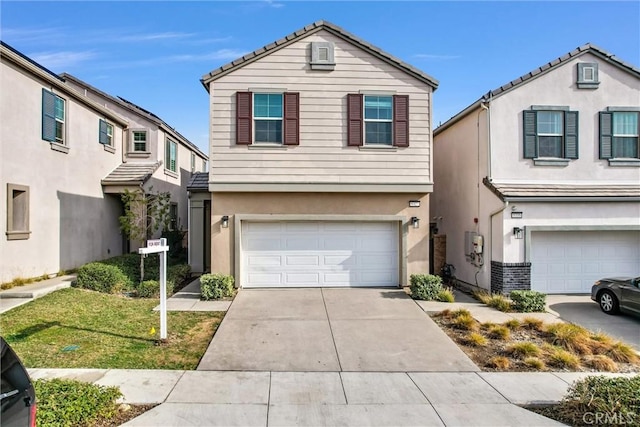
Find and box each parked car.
[1,337,36,427]
[591,277,640,317]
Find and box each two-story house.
[62,73,209,251]
[432,44,640,295]
[0,41,207,283]
[197,20,438,288]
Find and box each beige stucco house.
[197,20,438,287]
[0,42,207,283]
[432,44,640,295]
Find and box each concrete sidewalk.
[0,275,76,313]
[30,368,636,426]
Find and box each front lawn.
[0,288,223,369]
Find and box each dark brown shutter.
[393,95,409,147]
[283,92,299,146]
[347,93,363,146]
[236,91,252,145]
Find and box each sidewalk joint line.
[321,288,343,372]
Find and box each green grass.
[0,288,223,369]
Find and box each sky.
[2,1,639,154]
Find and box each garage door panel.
[246,238,281,251]
[532,231,640,294]
[242,221,399,288]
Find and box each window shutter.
[564,111,578,159]
[99,119,109,145]
[283,92,300,146]
[236,91,252,145]
[393,95,409,147]
[42,89,56,142]
[599,112,613,159]
[523,110,537,158]
[347,93,363,146]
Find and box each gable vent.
[310,42,335,71]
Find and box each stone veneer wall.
[490,261,531,294]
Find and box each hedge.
[510,290,546,312]
[410,274,443,301]
[74,263,130,293]
[200,273,235,300]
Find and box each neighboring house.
[431,44,640,295]
[196,20,438,287]
[62,73,208,251]
[0,42,207,283]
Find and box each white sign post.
[139,238,170,341]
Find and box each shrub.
[506,342,541,358]
[410,274,443,301]
[548,347,581,369]
[585,355,619,372]
[546,323,592,355]
[473,290,491,304]
[134,280,174,298]
[465,332,487,347]
[452,313,477,331]
[200,273,235,300]
[606,341,639,364]
[452,308,471,317]
[504,319,521,330]
[487,325,510,340]
[486,294,512,312]
[524,357,546,370]
[488,356,510,370]
[35,378,122,427]
[74,263,130,293]
[435,309,452,318]
[436,287,455,303]
[510,290,546,312]
[521,317,544,331]
[168,264,191,285]
[554,376,640,425]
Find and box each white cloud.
[413,53,461,60]
[2,27,69,45]
[111,31,197,42]
[29,50,97,71]
[264,0,285,8]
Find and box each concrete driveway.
[546,295,640,350]
[198,288,479,372]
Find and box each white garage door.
[241,221,399,288]
[531,231,640,294]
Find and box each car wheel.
[598,290,619,315]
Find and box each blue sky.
[2,1,638,153]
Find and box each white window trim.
[130,129,149,153]
[165,138,178,173]
[363,95,393,146]
[253,92,283,145]
[55,97,65,145]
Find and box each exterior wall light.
[411,217,420,229]
[513,227,524,239]
[221,215,229,228]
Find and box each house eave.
[208,182,433,193]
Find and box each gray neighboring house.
[431,44,640,295]
[0,41,207,284]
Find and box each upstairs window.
[347,94,409,147]
[132,131,147,152]
[364,96,393,145]
[254,93,283,144]
[236,91,299,146]
[600,110,639,159]
[165,138,177,172]
[523,108,578,160]
[42,89,65,145]
[191,152,196,173]
[99,120,114,146]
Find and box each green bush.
[200,273,235,300]
[510,290,546,312]
[34,378,122,427]
[74,263,130,293]
[168,264,191,287]
[555,375,640,425]
[410,274,443,300]
[436,287,455,303]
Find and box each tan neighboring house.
[432,44,640,295]
[0,41,206,284]
[197,20,438,287]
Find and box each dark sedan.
[591,277,640,317]
[1,337,36,427]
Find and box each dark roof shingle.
[187,172,209,192]
[102,162,162,186]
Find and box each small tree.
[119,188,171,281]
